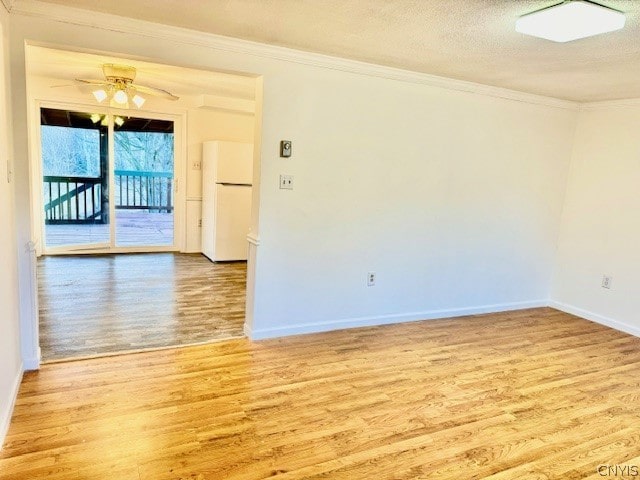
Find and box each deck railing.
[43,176,104,224]
[44,170,173,224]
[115,170,173,214]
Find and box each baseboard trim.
[0,362,23,451]
[549,301,640,338]
[243,322,253,338]
[23,355,40,371]
[247,300,547,340]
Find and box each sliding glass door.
[114,116,175,247]
[41,108,110,250]
[39,107,176,252]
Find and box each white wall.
[0,7,24,448]
[8,12,579,348]
[552,103,640,336]
[251,72,578,337]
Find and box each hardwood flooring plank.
[38,253,246,361]
[3,308,640,479]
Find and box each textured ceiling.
[26,46,257,100]
[21,0,640,102]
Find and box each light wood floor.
[38,253,246,362]
[5,307,640,479]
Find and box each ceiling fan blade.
[75,78,110,86]
[133,84,179,101]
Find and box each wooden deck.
[3,308,640,479]
[44,210,174,248]
[38,253,246,362]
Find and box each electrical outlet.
[279,174,294,190]
[192,160,202,170]
[602,275,612,289]
[367,272,376,287]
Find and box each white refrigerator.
[201,141,253,261]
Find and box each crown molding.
[580,97,640,110]
[11,0,580,110]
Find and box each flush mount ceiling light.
[516,0,625,43]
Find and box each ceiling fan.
[75,63,179,108]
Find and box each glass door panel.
[113,116,175,247]
[41,108,110,250]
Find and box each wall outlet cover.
[279,174,294,190]
[367,272,376,286]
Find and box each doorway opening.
[26,45,261,365]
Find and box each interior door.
[40,107,111,251]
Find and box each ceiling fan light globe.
[92,89,108,103]
[113,89,128,104]
[132,94,145,108]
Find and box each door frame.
[30,100,187,256]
